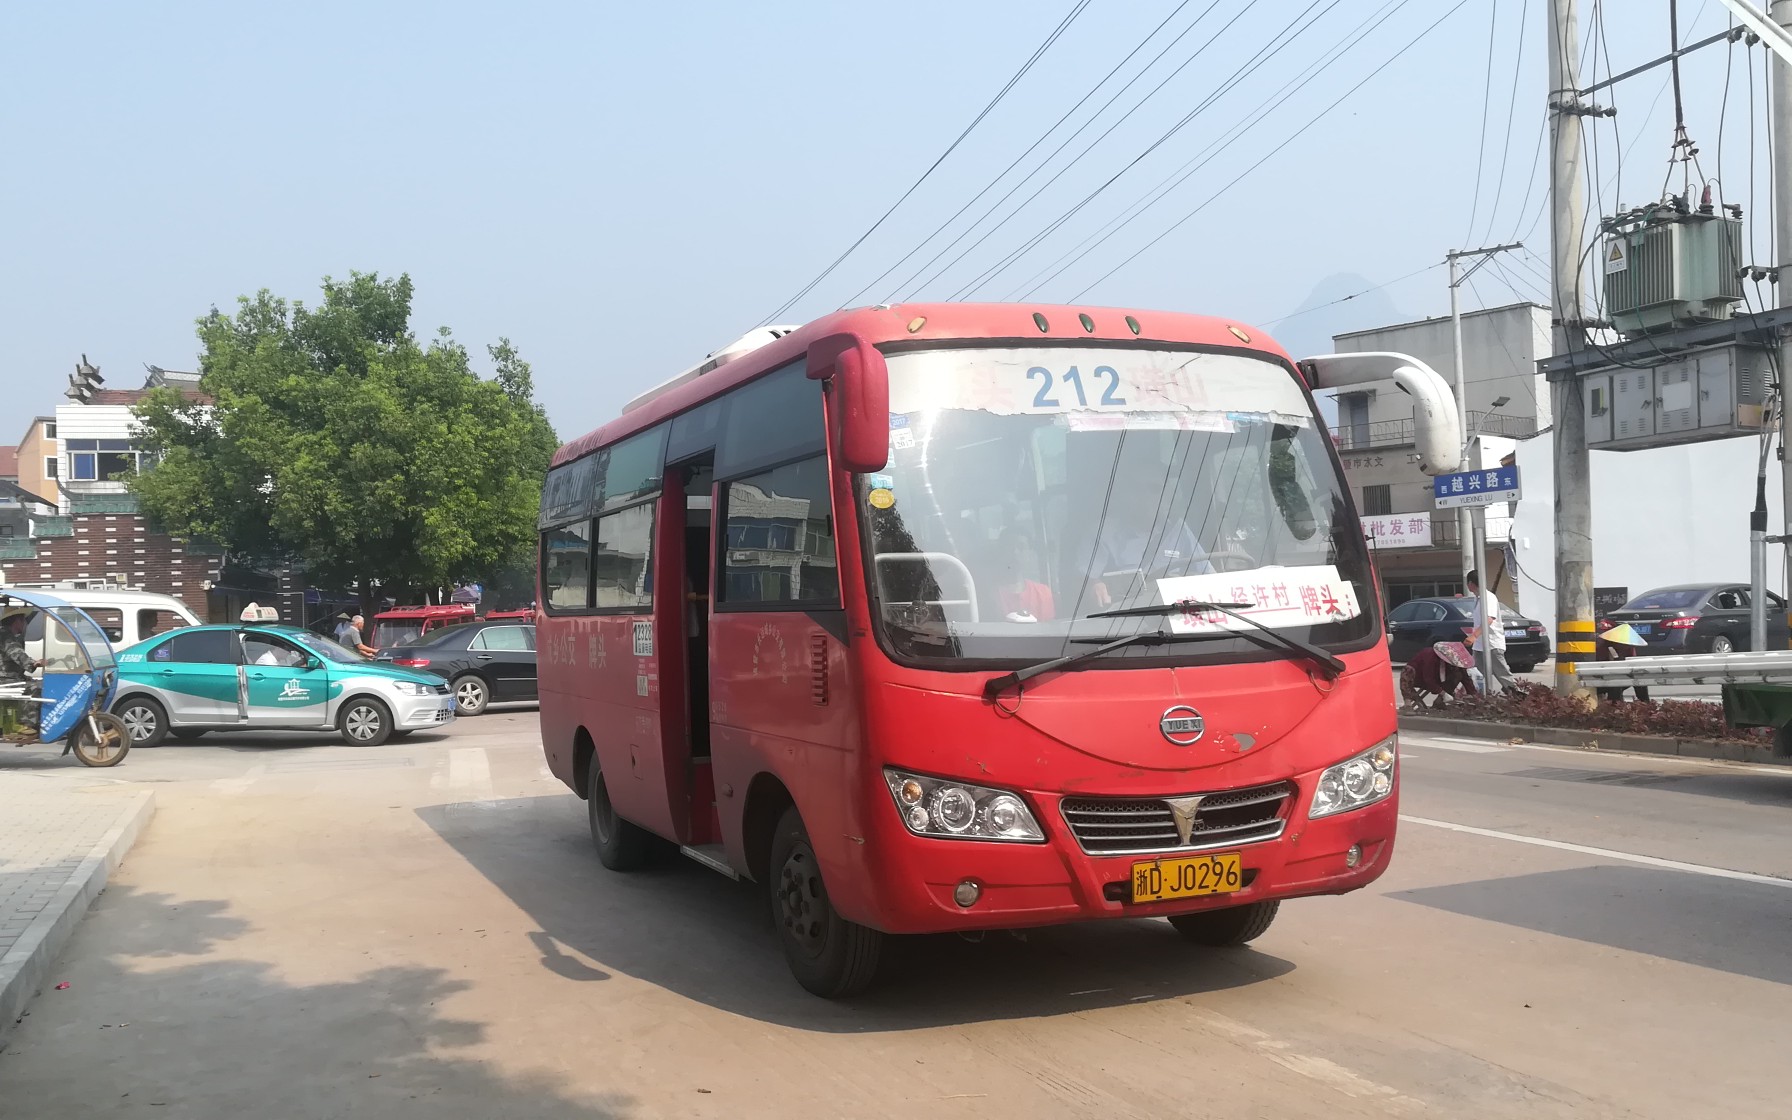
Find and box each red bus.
[536,303,1459,996]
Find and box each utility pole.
[1774,0,1792,648]
[1447,242,1523,587]
[1548,0,1595,693]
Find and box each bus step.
[679,844,739,879]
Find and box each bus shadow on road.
[415,796,1296,1031]
[1391,865,1792,986]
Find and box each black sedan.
[1600,583,1790,655]
[1385,596,1552,673]
[376,620,537,715]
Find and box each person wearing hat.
[1595,623,1651,703]
[0,606,45,734]
[1400,639,1478,710]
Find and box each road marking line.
[1403,736,1510,753]
[1192,1011,1420,1109]
[208,765,265,794]
[446,747,495,800]
[1399,814,1792,888]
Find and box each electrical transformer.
[1601,206,1744,337]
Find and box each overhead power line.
[1260,262,1446,328]
[1477,0,1531,246]
[1463,0,1504,244]
[942,0,1337,302]
[895,0,1265,304]
[1064,0,1475,301]
[837,0,1202,310]
[1010,0,1416,299]
[754,0,1091,326]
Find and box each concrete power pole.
[1548,0,1596,693]
[1774,0,1792,644]
[1447,242,1524,588]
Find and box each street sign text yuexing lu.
[1432,465,1521,509]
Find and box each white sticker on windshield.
[886,347,1314,422]
[633,620,653,658]
[1155,565,1361,635]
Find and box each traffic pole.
[1547,0,1596,694]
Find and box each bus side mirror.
[809,335,889,474]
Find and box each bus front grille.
[1059,781,1296,856]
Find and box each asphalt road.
[3,711,1789,1118]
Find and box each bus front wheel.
[768,806,883,998]
[1168,899,1279,946]
[587,764,655,870]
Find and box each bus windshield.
[862,345,1374,666]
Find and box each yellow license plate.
[1131,851,1243,903]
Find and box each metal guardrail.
[1575,650,1792,687]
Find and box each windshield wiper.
[1085,599,1345,679]
[981,628,1213,701]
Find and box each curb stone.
[1398,714,1790,766]
[0,789,155,1050]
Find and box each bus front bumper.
[844,776,1397,936]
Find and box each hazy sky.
[2,1,1771,441]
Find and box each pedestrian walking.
[1595,623,1652,703]
[1465,570,1520,694]
[1399,640,1477,710]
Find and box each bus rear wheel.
[768,806,883,998]
[1168,900,1279,946]
[587,764,654,870]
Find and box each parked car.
[376,619,537,716]
[1385,596,1552,673]
[109,624,454,747]
[1600,583,1790,654]
[369,603,476,647]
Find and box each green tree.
[131,272,558,607]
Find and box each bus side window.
[718,456,838,607]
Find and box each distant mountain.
[1268,272,1409,363]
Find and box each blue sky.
[1,1,1771,440]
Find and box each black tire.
[69,712,131,768]
[587,761,655,870]
[768,806,883,998]
[339,697,394,746]
[112,695,169,748]
[451,674,490,716]
[1168,900,1280,947]
[1710,635,1736,655]
[1509,662,1536,675]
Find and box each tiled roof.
[81,388,207,406]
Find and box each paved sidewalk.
[0,772,154,1048]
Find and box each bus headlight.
[1308,737,1397,819]
[883,769,1045,842]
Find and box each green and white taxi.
[110,623,455,747]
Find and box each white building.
[1325,302,1552,608]
[1510,431,1786,642]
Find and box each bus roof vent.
[622,325,802,414]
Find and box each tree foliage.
[131,272,557,602]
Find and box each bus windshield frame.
[857,340,1378,673]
